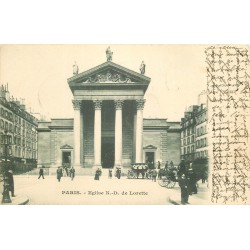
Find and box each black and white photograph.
[1,44,249,205]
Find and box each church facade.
[37,60,181,170]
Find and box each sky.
[0,45,207,121]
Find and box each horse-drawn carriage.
[158,168,178,188]
[127,163,152,179]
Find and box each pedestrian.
[187,163,197,195]
[69,167,75,181]
[38,167,45,179]
[170,161,174,169]
[6,170,15,197]
[152,168,157,182]
[178,159,186,177]
[179,174,189,205]
[108,168,112,179]
[116,167,121,179]
[56,166,63,182]
[94,168,102,180]
[164,161,168,171]
[202,169,208,183]
[157,161,161,169]
[65,167,69,177]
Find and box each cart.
[158,169,178,188]
[127,163,150,179]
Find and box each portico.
[68,61,151,169]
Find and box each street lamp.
[1,129,12,203]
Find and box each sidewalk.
[0,194,29,205]
[168,181,210,205]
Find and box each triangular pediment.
[60,144,73,149]
[143,145,157,150]
[68,61,150,84]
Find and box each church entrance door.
[101,138,114,168]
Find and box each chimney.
[5,83,10,102]
[20,98,26,110]
[0,85,4,98]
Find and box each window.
[191,145,194,152]
[191,135,194,143]
[5,122,8,131]
[187,137,190,144]
[187,146,190,153]
[191,126,194,134]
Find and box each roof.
[67,61,151,95]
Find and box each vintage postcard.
[0,44,249,205]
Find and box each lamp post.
[1,130,12,203]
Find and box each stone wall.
[166,130,181,166]
[37,130,51,167]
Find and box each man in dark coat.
[179,174,189,205]
[187,164,197,195]
[94,168,102,180]
[116,168,121,179]
[56,167,63,182]
[152,168,158,182]
[38,167,45,179]
[69,167,75,181]
[178,159,186,177]
[6,170,15,197]
[108,168,112,179]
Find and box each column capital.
[114,100,124,110]
[93,100,102,110]
[72,100,82,110]
[136,99,146,110]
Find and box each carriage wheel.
[158,179,166,187]
[164,177,172,188]
[167,180,176,189]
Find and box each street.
[12,174,178,205]
[7,171,209,205]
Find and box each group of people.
[94,167,122,180]
[56,166,75,182]
[37,165,76,182]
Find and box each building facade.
[195,104,208,159]
[180,105,199,161]
[180,103,209,177]
[0,84,38,173]
[37,61,181,170]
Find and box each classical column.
[114,100,124,168]
[72,100,81,166]
[93,100,102,168]
[80,103,84,165]
[135,99,145,163]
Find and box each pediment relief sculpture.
[83,70,135,83]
